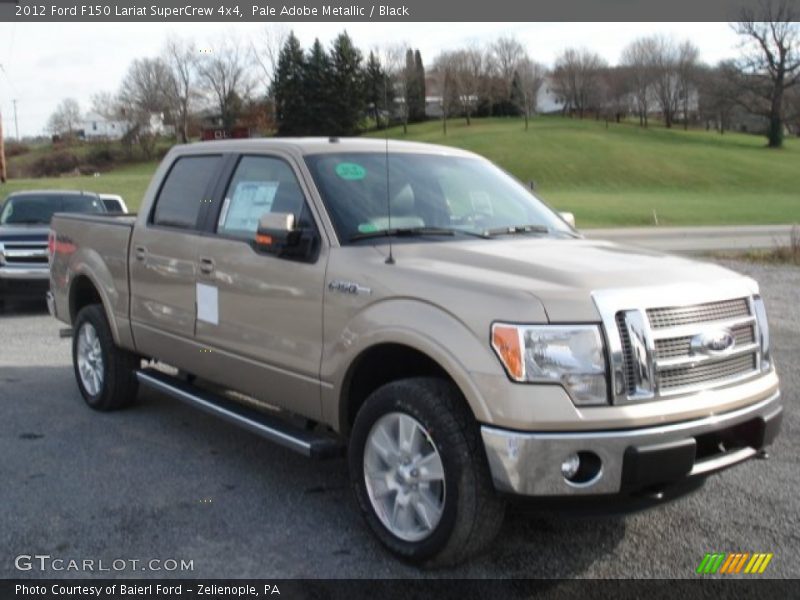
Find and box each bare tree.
[513,57,546,130]
[599,67,631,123]
[491,36,525,106]
[621,37,658,127]
[733,0,800,147]
[433,51,460,135]
[382,43,412,133]
[251,24,289,94]
[676,41,700,129]
[89,92,119,120]
[117,58,172,158]
[650,36,683,128]
[47,98,82,137]
[198,38,254,132]
[698,61,742,134]
[449,46,483,125]
[646,35,699,129]
[552,48,606,118]
[163,38,198,143]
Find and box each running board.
[136,369,344,459]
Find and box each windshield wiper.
[349,227,457,242]
[481,224,551,237]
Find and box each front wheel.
[349,377,505,567]
[72,304,139,411]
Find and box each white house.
[80,113,127,140]
[79,112,172,141]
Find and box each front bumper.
[0,266,50,298]
[0,265,50,281]
[481,390,782,496]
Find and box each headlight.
[753,296,771,371]
[491,323,609,406]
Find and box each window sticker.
[221,181,279,232]
[335,162,367,181]
[357,222,380,233]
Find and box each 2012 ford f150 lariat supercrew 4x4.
[48,139,782,566]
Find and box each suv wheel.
[349,377,505,566]
[73,304,139,411]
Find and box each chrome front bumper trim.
[0,266,50,280]
[481,390,782,496]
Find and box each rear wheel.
[72,304,139,411]
[349,377,505,567]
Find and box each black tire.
[349,377,506,567]
[72,304,139,411]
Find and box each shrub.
[30,151,80,177]
[5,142,31,157]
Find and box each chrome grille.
[616,312,637,395]
[612,297,760,402]
[0,242,49,265]
[647,298,750,329]
[654,324,756,360]
[659,354,757,391]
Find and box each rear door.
[129,153,226,368]
[191,153,328,419]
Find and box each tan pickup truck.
[48,138,782,566]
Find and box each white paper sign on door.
[196,283,219,325]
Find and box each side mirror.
[559,212,576,228]
[255,212,318,261]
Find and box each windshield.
[304,152,571,243]
[0,194,105,225]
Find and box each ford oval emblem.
[690,329,736,356]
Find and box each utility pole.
[13,99,19,141]
[0,107,6,183]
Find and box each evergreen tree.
[304,38,335,135]
[328,31,365,136]
[365,51,389,129]
[405,50,417,121]
[272,32,307,136]
[411,49,427,122]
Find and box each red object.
[201,127,251,141]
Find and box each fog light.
[561,451,603,486]
[560,453,581,479]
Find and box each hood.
[0,223,51,242]
[384,237,753,322]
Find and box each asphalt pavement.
[585,225,796,254]
[1,259,797,579]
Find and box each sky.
[0,21,743,138]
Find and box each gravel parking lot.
[1,259,797,579]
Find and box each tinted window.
[0,194,105,225]
[217,156,310,239]
[304,153,570,243]
[153,155,222,229]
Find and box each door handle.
[199,257,215,275]
[134,246,147,261]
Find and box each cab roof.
[175,137,480,158]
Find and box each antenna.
[384,73,394,265]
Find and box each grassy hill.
[367,117,799,227]
[2,117,798,227]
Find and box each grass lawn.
[1,161,158,212]
[1,117,797,227]
[368,117,800,227]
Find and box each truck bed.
[49,213,135,340]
